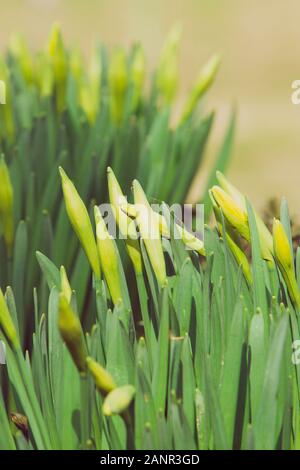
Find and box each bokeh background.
[0,0,299,214]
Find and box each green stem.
[80,374,90,449]
[123,409,135,450]
[136,272,154,371]
[15,347,51,449]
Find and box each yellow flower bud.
[156,211,205,255]
[216,171,245,208]
[59,167,100,278]
[130,45,145,111]
[109,48,128,123]
[216,171,273,261]
[9,33,34,84]
[273,219,292,269]
[156,25,181,104]
[86,357,116,395]
[0,288,19,348]
[0,155,14,255]
[211,183,273,263]
[79,48,101,124]
[47,23,67,112]
[181,54,220,123]
[102,385,135,416]
[0,59,14,140]
[60,266,72,304]
[174,223,205,255]
[133,179,167,287]
[107,167,142,273]
[79,84,96,124]
[35,52,54,97]
[58,293,87,373]
[210,189,250,282]
[210,186,249,240]
[273,219,300,308]
[70,48,84,83]
[89,47,101,99]
[94,205,123,305]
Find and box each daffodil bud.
[211,183,274,268]
[130,45,145,111]
[47,23,67,112]
[94,205,123,305]
[133,179,167,287]
[216,171,273,261]
[70,48,84,83]
[109,48,128,124]
[107,167,142,274]
[79,48,101,124]
[60,266,72,303]
[156,25,181,104]
[59,167,100,278]
[216,171,245,208]
[210,186,250,240]
[79,84,96,124]
[0,288,19,348]
[159,212,204,254]
[102,385,135,416]
[86,357,116,395]
[210,189,251,282]
[35,52,54,97]
[0,59,14,140]
[58,293,87,373]
[273,219,292,269]
[273,219,300,308]
[0,155,14,255]
[181,54,220,123]
[89,47,101,100]
[9,34,34,84]
[138,206,205,255]
[174,223,205,255]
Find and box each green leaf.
[36,251,60,291]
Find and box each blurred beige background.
[0,0,300,215]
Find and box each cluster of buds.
[0,59,14,140]
[2,22,222,133]
[273,219,300,308]
[210,172,300,307]
[60,166,205,295]
[210,171,273,262]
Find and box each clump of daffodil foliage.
[0,169,299,450]
[0,24,234,344]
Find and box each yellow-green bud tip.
[273,218,292,270]
[86,356,116,395]
[102,385,135,416]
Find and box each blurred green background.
[0,0,299,214]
